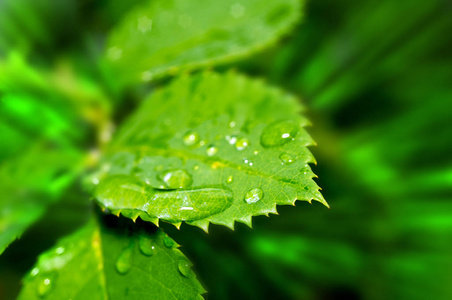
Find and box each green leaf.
[92,72,326,231]
[106,0,302,84]
[18,217,205,300]
[0,143,82,254]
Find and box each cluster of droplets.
[114,235,192,278]
[31,246,67,297]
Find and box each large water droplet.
[226,135,237,145]
[159,169,192,189]
[95,176,233,222]
[260,120,299,148]
[245,188,263,204]
[36,273,54,297]
[163,236,176,248]
[178,260,191,277]
[227,175,234,183]
[138,235,155,256]
[206,145,218,156]
[116,243,134,275]
[279,153,295,164]
[183,131,200,146]
[235,138,249,151]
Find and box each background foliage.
[1,0,451,299]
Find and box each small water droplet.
[253,150,259,155]
[55,247,65,255]
[36,274,54,297]
[92,177,99,185]
[279,153,295,164]
[178,260,191,277]
[206,145,218,156]
[107,46,122,60]
[235,138,249,151]
[163,236,176,248]
[159,169,193,189]
[227,175,234,183]
[116,243,134,275]
[137,16,153,32]
[243,158,253,166]
[260,120,299,148]
[245,188,263,204]
[183,131,200,146]
[230,3,245,18]
[226,135,237,145]
[229,121,236,128]
[30,267,39,277]
[138,236,155,256]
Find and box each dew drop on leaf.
[178,260,191,277]
[163,236,176,249]
[279,153,295,164]
[159,169,193,189]
[116,243,134,275]
[35,273,54,297]
[227,175,234,183]
[235,138,249,150]
[206,145,218,156]
[243,158,253,166]
[183,131,200,146]
[138,235,155,256]
[245,188,263,204]
[260,120,299,147]
[30,267,39,277]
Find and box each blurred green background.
[1,0,451,299]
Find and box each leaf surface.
[106,0,302,84]
[18,217,205,300]
[93,72,326,231]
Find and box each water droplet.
[30,267,39,277]
[92,177,100,185]
[138,235,155,256]
[279,153,295,164]
[226,135,237,145]
[260,120,299,148]
[227,175,234,183]
[137,16,153,33]
[183,131,200,146]
[163,236,176,248]
[95,176,233,223]
[235,138,249,151]
[142,71,153,82]
[229,121,236,128]
[178,260,191,277]
[116,243,134,275]
[36,274,54,297]
[159,169,192,189]
[253,150,259,155]
[243,158,253,166]
[245,188,263,204]
[55,247,65,255]
[107,46,122,60]
[230,3,245,18]
[206,145,218,156]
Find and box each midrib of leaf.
[92,220,109,300]
[108,144,305,185]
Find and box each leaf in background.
[105,0,302,84]
[91,72,326,231]
[0,144,82,254]
[18,217,205,300]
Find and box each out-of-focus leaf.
[106,0,302,84]
[91,72,326,231]
[18,217,205,300]
[0,144,83,254]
